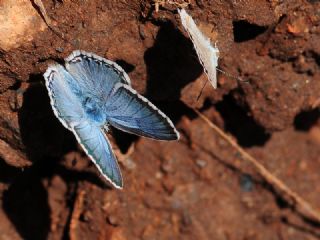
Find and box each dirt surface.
[0,0,320,239]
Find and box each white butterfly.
[178,8,219,89]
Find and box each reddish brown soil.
[0,0,320,239]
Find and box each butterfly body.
[83,96,106,126]
[44,50,179,189]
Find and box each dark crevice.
[211,94,271,147]
[2,160,51,240]
[0,72,20,94]
[115,60,135,73]
[233,20,268,42]
[0,159,23,184]
[310,51,320,67]
[307,0,320,3]
[152,100,197,124]
[1,154,110,240]
[281,216,320,238]
[294,109,320,131]
[38,56,65,65]
[28,73,45,83]
[8,80,22,91]
[111,128,139,154]
[61,182,79,240]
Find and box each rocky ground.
[0,0,320,239]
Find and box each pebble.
[107,214,118,226]
[239,174,254,192]
[56,47,64,53]
[195,159,207,168]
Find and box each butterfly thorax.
[83,96,106,125]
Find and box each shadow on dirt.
[0,160,23,184]
[2,19,209,240]
[144,21,203,101]
[214,94,271,147]
[294,108,320,131]
[2,74,111,240]
[113,20,201,152]
[18,76,77,162]
[2,162,51,240]
[1,75,75,240]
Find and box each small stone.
[8,93,18,111]
[56,47,64,53]
[80,210,92,222]
[107,214,118,226]
[155,171,163,179]
[161,162,173,173]
[260,211,277,224]
[160,158,176,174]
[8,89,24,111]
[181,211,192,226]
[239,174,254,192]
[195,159,207,168]
[122,157,136,170]
[138,25,146,40]
[241,196,254,208]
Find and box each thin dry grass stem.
[194,109,320,223]
[69,190,86,240]
[32,0,52,26]
[32,0,65,39]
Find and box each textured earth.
[0,0,320,239]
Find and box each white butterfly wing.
[179,9,219,89]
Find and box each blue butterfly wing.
[73,121,123,188]
[105,83,179,140]
[44,62,122,188]
[44,64,85,130]
[65,50,131,102]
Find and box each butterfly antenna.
[196,80,208,101]
[216,67,248,83]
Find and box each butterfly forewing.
[105,83,179,141]
[179,9,219,88]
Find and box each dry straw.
[194,109,320,223]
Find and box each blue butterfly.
[43,50,179,189]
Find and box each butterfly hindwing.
[44,64,85,130]
[73,120,123,188]
[44,59,123,189]
[105,83,179,141]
